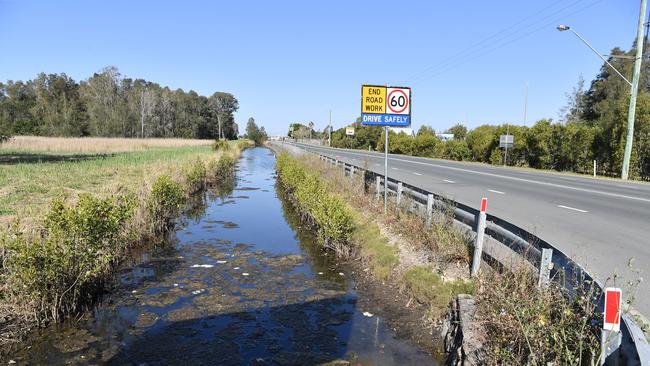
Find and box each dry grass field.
[0,136,241,225]
[2,136,212,153]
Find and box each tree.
[445,123,468,140]
[560,76,588,124]
[0,66,240,140]
[417,125,435,136]
[466,124,497,162]
[245,117,267,146]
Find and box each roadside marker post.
[361,85,411,213]
[397,182,403,205]
[538,248,553,288]
[376,176,381,199]
[426,194,434,225]
[601,287,623,365]
[471,198,488,277]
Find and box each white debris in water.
[338,272,344,276]
[216,260,228,264]
[192,289,206,295]
[131,290,137,294]
[8,360,16,364]
[173,283,179,287]
[242,272,250,276]
[233,267,240,270]
[318,272,324,275]
[362,312,374,317]
[190,264,214,268]
[177,256,184,259]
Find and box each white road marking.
[413,172,422,176]
[557,205,589,213]
[488,189,505,194]
[304,146,650,204]
[392,167,399,170]
[443,179,455,183]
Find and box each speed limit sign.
[361,85,411,126]
[386,87,410,115]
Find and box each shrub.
[276,153,354,247]
[211,139,230,152]
[185,159,206,193]
[206,155,236,184]
[0,194,136,323]
[478,269,599,365]
[147,175,185,233]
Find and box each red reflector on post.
[480,198,487,213]
[603,287,622,332]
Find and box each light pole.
[557,0,646,180]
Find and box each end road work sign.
[361,85,411,127]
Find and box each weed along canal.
[9,147,438,365]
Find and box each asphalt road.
[286,141,650,317]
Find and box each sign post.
[361,85,411,212]
[499,134,514,166]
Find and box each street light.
[556,25,632,86]
[557,0,646,180]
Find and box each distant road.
[287,141,650,317]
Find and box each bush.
[478,269,599,365]
[208,155,235,183]
[185,159,206,193]
[276,153,354,247]
[0,194,136,323]
[147,175,185,233]
[211,139,230,152]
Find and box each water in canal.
[9,147,437,365]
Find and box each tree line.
[325,40,650,181]
[0,66,239,140]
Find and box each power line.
[402,0,576,84]
[408,0,605,86]
[406,0,602,85]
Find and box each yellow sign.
[361,85,386,114]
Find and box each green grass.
[351,217,399,280]
[0,144,232,220]
[402,266,476,316]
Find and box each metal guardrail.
[287,143,650,366]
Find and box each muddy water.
[9,148,438,365]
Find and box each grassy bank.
[0,137,250,350]
[274,149,601,365]
[275,152,474,321]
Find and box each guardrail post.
[376,176,381,199]
[426,194,434,225]
[396,182,403,205]
[538,248,553,288]
[471,198,488,277]
[350,166,355,176]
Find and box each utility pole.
[328,110,332,147]
[621,0,647,180]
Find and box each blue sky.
[0,0,643,135]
